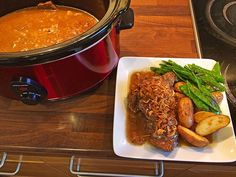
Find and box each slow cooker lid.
[0,0,130,66]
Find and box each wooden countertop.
[120,0,198,58]
[0,0,198,157]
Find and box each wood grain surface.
[0,0,198,157]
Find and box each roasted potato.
[195,115,230,136]
[178,125,209,147]
[178,97,194,128]
[175,92,186,102]
[211,91,223,104]
[174,81,186,93]
[194,111,216,123]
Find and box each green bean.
[187,82,221,113]
[150,67,170,74]
[159,64,193,78]
[172,70,186,82]
[191,71,213,97]
[180,84,209,112]
[205,85,215,92]
[188,64,224,83]
[164,60,186,70]
[212,62,221,76]
[199,75,225,92]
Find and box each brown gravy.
[126,72,149,145]
[0,2,98,52]
[126,109,149,145]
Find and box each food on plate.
[127,60,229,151]
[151,60,225,114]
[195,115,230,136]
[178,97,194,128]
[178,125,209,147]
[174,81,186,93]
[126,110,148,145]
[194,111,216,123]
[175,92,186,101]
[0,1,98,52]
[127,71,178,151]
[211,91,224,104]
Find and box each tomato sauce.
[0,2,98,52]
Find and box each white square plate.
[113,57,236,162]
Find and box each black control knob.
[20,92,42,105]
[11,77,47,105]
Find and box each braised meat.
[127,71,178,151]
[37,1,57,10]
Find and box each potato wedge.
[178,97,194,128]
[174,81,186,93]
[211,91,223,104]
[175,92,185,102]
[194,111,216,123]
[178,125,209,147]
[195,115,230,136]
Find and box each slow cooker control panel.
[11,77,47,105]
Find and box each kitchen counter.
[0,0,235,177]
[121,0,198,58]
[0,0,198,157]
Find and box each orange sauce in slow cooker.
[0,2,98,52]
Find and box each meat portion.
[127,71,178,151]
[127,91,140,113]
[37,1,57,10]
[162,71,177,87]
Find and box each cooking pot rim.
[0,0,130,66]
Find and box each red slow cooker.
[0,0,133,105]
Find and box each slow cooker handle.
[117,0,131,15]
[119,8,134,30]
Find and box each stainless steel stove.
[190,0,236,130]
